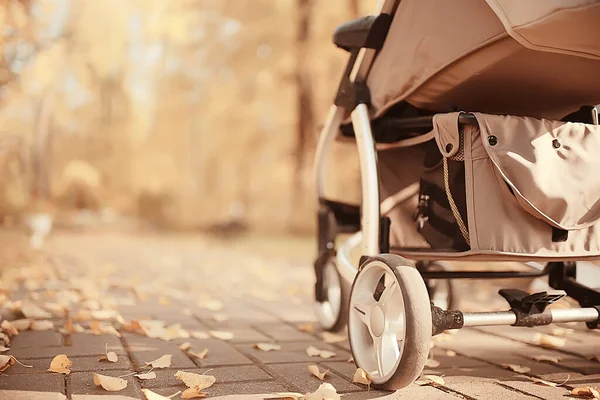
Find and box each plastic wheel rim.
[314,260,342,329]
[349,260,406,384]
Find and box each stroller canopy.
[367,0,600,120]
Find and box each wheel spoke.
[352,294,376,326]
[378,278,397,311]
[374,335,385,377]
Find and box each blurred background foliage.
[0,0,379,234]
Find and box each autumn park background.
[0,0,379,237]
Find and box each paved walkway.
[0,231,599,399]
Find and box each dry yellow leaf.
[571,386,600,399]
[99,344,118,363]
[0,346,9,353]
[181,387,208,399]
[347,357,354,363]
[530,375,569,387]
[446,350,457,357]
[179,342,192,351]
[551,327,574,337]
[426,359,441,368]
[145,354,172,369]
[174,370,216,390]
[254,343,281,352]
[11,319,32,331]
[142,388,181,400]
[48,354,72,374]
[0,354,15,372]
[209,330,234,341]
[534,333,566,348]
[31,320,54,331]
[135,372,157,380]
[352,368,372,386]
[90,320,122,337]
[197,299,223,311]
[158,296,171,306]
[62,318,85,334]
[93,373,128,391]
[296,323,314,333]
[415,375,446,386]
[306,346,336,359]
[1,320,19,336]
[188,348,208,360]
[532,354,561,364]
[21,302,52,319]
[274,393,304,400]
[502,364,531,374]
[91,309,120,320]
[191,331,210,340]
[308,364,328,380]
[212,313,228,322]
[43,302,66,316]
[305,382,341,400]
[321,332,346,344]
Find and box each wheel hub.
[370,305,385,337]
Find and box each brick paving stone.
[68,372,141,398]
[0,372,65,393]
[10,331,63,348]
[0,392,67,400]
[69,355,133,373]
[445,380,539,399]
[67,334,126,356]
[192,339,253,367]
[499,379,572,400]
[321,361,359,380]
[0,357,51,374]
[236,341,351,364]
[252,322,316,342]
[150,380,291,397]
[140,365,272,388]
[266,362,364,393]
[568,373,600,385]
[9,346,74,359]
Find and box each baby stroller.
[312,0,600,390]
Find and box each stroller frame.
[313,0,600,389]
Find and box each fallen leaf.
[209,330,234,341]
[48,354,72,374]
[158,323,190,341]
[1,320,19,336]
[445,350,457,357]
[142,389,181,400]
[188,348,208,360]
[308,364,328,380]
[145,354,172,369]
[62,318,85,334]
[135,372,157,380]
[534,333,566,348]
[191,331,210,340]
[91,309,120,320]
[0,345,9,353]
[426,359,441,368]
[212,313,228,322]
[306,346,336,359]
[321,332,346,344]
[43,302,66,316]
[99,344,118,363]
[158,296,171,306]
[90,320,122,337]
[21,302,52,319]
[31,320,54,331]
[296,323,314,333]
[352,368,372,386]
[530,375,569,387]
[11,319,32,331]
[415,375,446,386]
[197,299,223,311]
[347,357,354,363]
[532,354,561,364]
[305,382,341,400]
[138,320,165,338]
[254,343,281,352]
[551,327,574,337]
[181,387,208,399]
[179,342,192,351]
[502,364,531,374]
[571,386,600,399]
[174,370,216,390]
[93,373,128,391]
[0,354,15,372]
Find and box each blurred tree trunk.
[294,0,314,180]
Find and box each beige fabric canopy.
[367,0,600,120]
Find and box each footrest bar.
[460,307,599,328]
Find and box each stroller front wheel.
[348,254,432,389]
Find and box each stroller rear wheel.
[348,254,432,389]
[314,258,350,332]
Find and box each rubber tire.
[315,259,350,332]
[349,254,432,390]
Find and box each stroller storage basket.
[383,112,600,260]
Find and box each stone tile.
[322,361,359,380]
[252,323,316,342]
[0,372,65,392]
[10,331,63,348]
[9,346,74,359]
[129,349,196,370]
[445,379,539,399]
[191,339,253,367]
[500,379,572,400]
[209,327,271,344]
[69,355,133,373]
[140,365,272,388]
[67,334,125,356]
[150,380,291,397]
[337,392,395,400]
[68,372,141,398]
[568,374,600,385]
[236,341,351,364]
[266,362,363,392]
[0,392,67,400]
